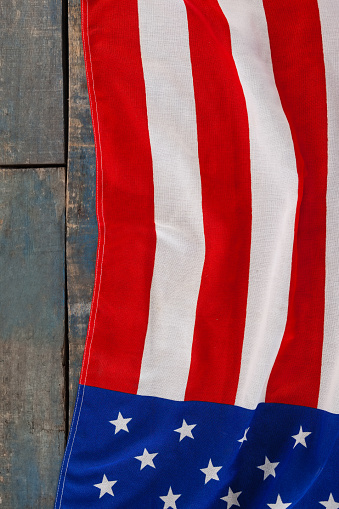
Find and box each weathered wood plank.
[0,1,64,165]
[67,0,97,417]
[0,168,66,508]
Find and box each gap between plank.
[62,0,70,446]
[0,164,66,169]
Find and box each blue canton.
[55,386,339,508]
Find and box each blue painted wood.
[67,0,97,417]
[0,168,66,508]
[0,1,64,164]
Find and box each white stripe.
[218,0,299,409]
[317,0,339,414]
[137,0,205,400]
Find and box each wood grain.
[0,168,66,508]
[0,1,64,165]
[67,0,97,418]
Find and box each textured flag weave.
[55,1,339,507]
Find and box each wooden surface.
[0,0,97,507]
[67,0,97,417]
[0,169,66,508]
[0,1,64,165]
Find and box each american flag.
[55,0,339,507]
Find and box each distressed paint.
[67,0,97,418]
[0,1,64,164]
[0,0,97,503]
[0,168,66,508]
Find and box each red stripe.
[264,0,328,407]
[80,0,156,393]
[184,0,251,404]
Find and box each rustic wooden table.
[0,1,97,507]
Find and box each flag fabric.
[55,1,339,507]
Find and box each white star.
[291,426,312,448]
[319,494,339,509]
[238,427,250,446]
[109,412,132,434]
[135,448,158,470]
[200,458,223,484]
[257,456,279,480]
[174,419,196,441]
[267,494,292,509]
[221,487,242,508]
[160,487,181,509]
[94,474,117,498]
